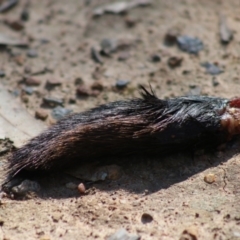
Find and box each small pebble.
[204,173,216,184]
[141,213,153,224]
[91,47,103,64]
[43,97,63,107]
[100,38,118,55]
[13,55,25,65]
[51,106,72,120]
[124,16,137,28]
[116,79,129,89]
[22,86,34,95]
[21,95,29,103]
[21,8,29,21]
[90,89,101,97]
[4,19,24,31]
[25,77,41,86]
[168,56,183,68]
[74,77,84,85]
[106,165,122,180]
[219,14,233,44]
[91,81,104,91]
[201,62,223,75]
[77,183,86,194]
[27,49,38,58]
[150,54,161,63]
[76,86,90,97]
[108,228,140,240]
[68,97,76,104]
[177,36,203,54]
[40,39,50,44]
[0,70,5,77]
[65,182,77,189]
[118,51,130,61]
[46,78,62,87]
[187,86,201,96]
[52,213,62,222]
[35,109,48,120]
[24,66,32,74]
[164,28,180,46]
[212,77,219,87]
[179,226,198,240]
[11,180,41,195]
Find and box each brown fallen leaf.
[0,86,46,148]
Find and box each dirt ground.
[1,0,240,239]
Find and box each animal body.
[5,87,240,182]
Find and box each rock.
[35,109,48,120]
[46,78,62,87]
[90,90,101,97]
[13,55,25,65]
[168,56,183,68]
[187,86,201,96]
[201,62,223,75]
[92,66,105,80]
[68,97,76,104]
[91,81,104,91]
[27,49,38,58]
[177,36,203,54]
[24,66,32,74]
[91,47,103,64]
[74,77,84,85]
[164,28,180,46]
[107,228,140,240]
[21,6,30,21]
[23,86,34,95]
[11,180,41,195]
[150,54,161,62]
[125,16,137,27]
[0,33,28,47]
[100,38,118,55]
[179,226,198,240]
[118,51,130,61]
[116,79,129,89]
[51,106,72,120]
[141,213,153,224]
[43,97,63,107]
[65,182,77,189]
[52,213,62,222]
[106,165,122,180]
[77,183,86,194]
[219,14,233,44]
[204,173,216,184]
[21,94,29,103]
[0,0,19,13]
[25,77,41,86]
[4,19,24,31]
[67,164,122,182]
[0,70,5,77]
[93,0,152,16]
[212,77,219,87]
[76,86,90,97]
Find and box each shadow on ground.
[10,138,238,200]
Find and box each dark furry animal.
[5,87,240,181]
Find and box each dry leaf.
[0,86,46,148]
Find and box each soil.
[0,0,240,239]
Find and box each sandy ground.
[1,0,240,239]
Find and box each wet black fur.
[6,87,229,181]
